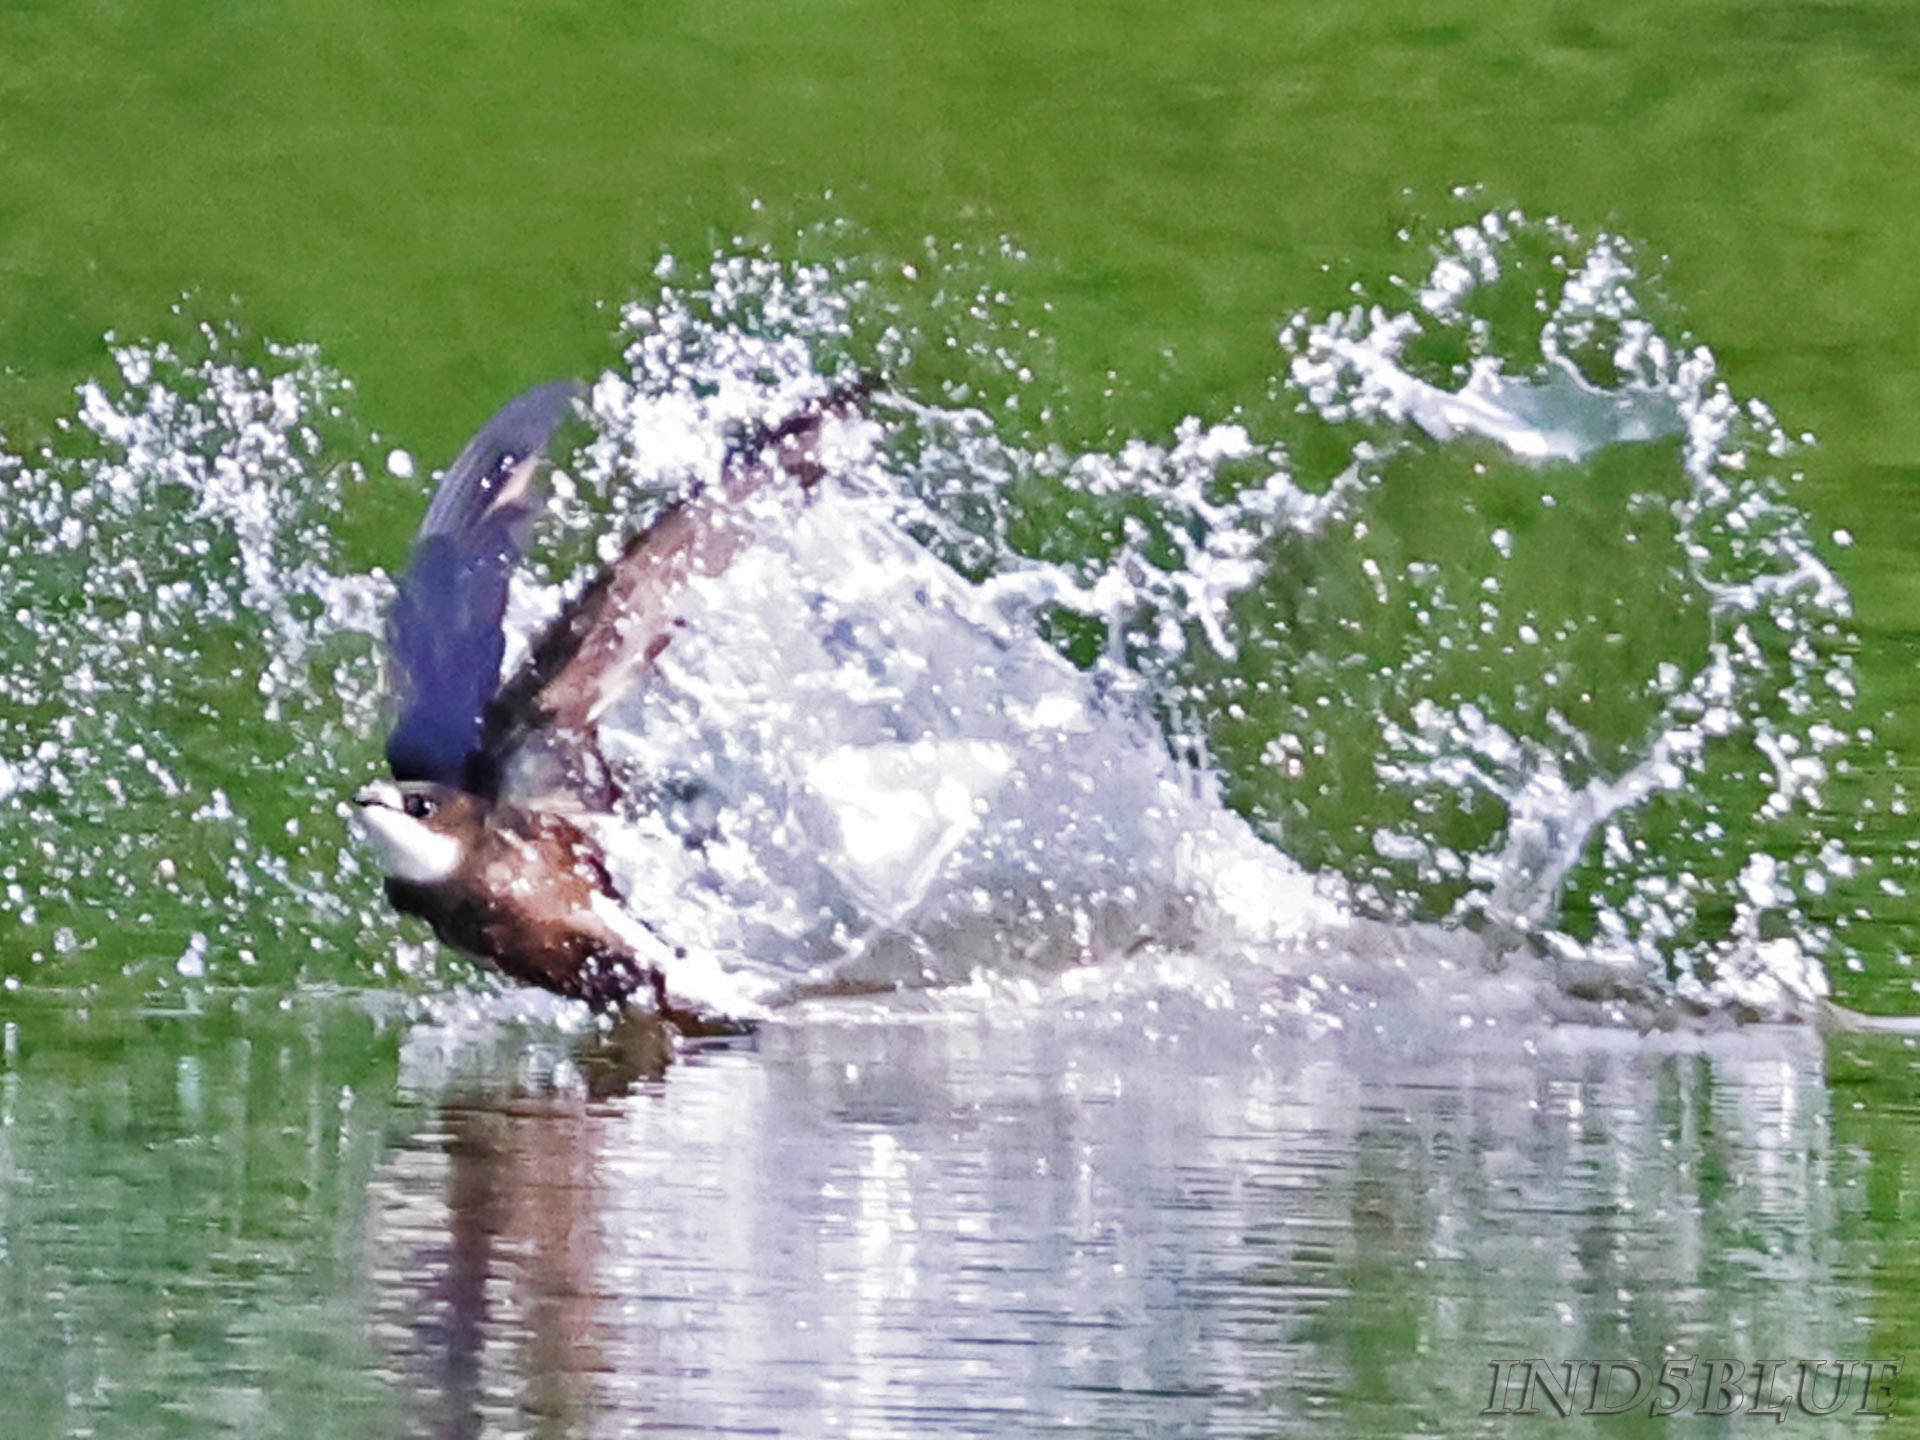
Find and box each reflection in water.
[370,1006,1864,1437]
[380,1016,675,1439]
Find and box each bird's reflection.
[402,1012,713,1440]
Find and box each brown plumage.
[367,787,637,1003]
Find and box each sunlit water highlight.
[366,1006,1862,1439]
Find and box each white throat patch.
[354,804,465,884]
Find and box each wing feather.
[385,380,582,788]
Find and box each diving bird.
[353,379,858,1017]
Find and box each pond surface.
[9,990,1918,1437]
[5,1,1920,1436]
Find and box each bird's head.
[351,779,490,884]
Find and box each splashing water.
[1266,212,1853,1017]
[0,329,391,994]
[0,211,1860,1025]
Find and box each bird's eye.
[403,794,438,820]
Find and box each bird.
[352,379,861,1021]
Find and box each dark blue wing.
[384,380,583,788]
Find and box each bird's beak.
[354,780,401,810]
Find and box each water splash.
[514,266,1339,1015]
[0,213,1862,1025]
[1263,211,1853,1015]
[0,326,395,993]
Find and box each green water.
[6,2,1920,1435]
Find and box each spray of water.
[0,212,1861,1025]
[0,327,392,994]
[1270,211,1853,1016]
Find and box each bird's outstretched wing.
[474,383,869,807]
[385,380,583,789]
